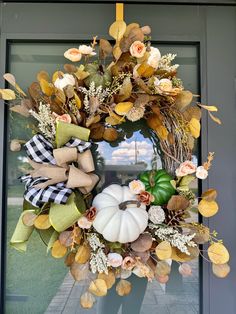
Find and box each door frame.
[0,2,235,314]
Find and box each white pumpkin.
[54,74,75,90]
[92,184,148,243]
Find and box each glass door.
[5,41,200,314]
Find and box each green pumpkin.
[84,63,112,88]
[139,169,176,206]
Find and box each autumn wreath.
[3,19,230,309]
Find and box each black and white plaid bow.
[21,134,91,208]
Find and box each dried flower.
[79,44,96,56]
[122,256,136,270]
[30,103,56,141]
[158,53,179,72]
[10,139,22,152]
[86,206,97,221]
[126,105,145,122]
[129,180,145,195]
[77,216,93,229]
[175,160,197,177]
[154,78,173,95]
[147,47,161,69]
[64,48,82,62]
[54,113,72,124]
[54,74,75,90]
[149,224,196,255]
[107,253,123,267]
[196,166,208,180]
[90,248,108,274]
[130,41,146,58]
[148,206,165,224]
[138,191,155,206]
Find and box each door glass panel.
[6,42,199,314]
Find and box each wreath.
[3,19,230,309]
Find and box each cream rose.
[196,166,208,180]
[122,256,136,270]
[55,113,71,124]
[154,78,173,94]
[129,180,145,194]
[64,48,82,62]
[147,46,161,69]
[130,41,146,58]
[78,45,96,56]
[148,206,165,224]
[175,160,197,177]
[107,253,123,267]
[77,216,93,229]
[54,74,75,90]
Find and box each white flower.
[79,44,96,56]
[154,78,173,94]
[129,180,145,194]
[54,74,75,90]
[147,47,161,69]
[148,206,165,224]
[196,166,208,180]
[77,216,92,229]
[107,253,123,267]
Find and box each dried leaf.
[116,77,132,102]
[99,39,113,59]
[212,263,230,278]
[109,20,126,41]
[22,212,37,227]
[74,65,89,81]
[155,241,172,260]
[28,82,42,101]
[115,102,133,115]
[37,71,50,82]
[135,94,150,107]
[131,233,152,252]
[3,73,16,86]
[137,63,155,78]
[74,93,81,109]
[75,244,91,264]
[103,128,118,142]
[105,116,123,126]
[141,25,151,35]
[51,240,67,258]
[90,123,105,140]
[201,189,217,202]
[192,226,210,244]
[65,252,76,267]
[188,118,201,138]
[89,279,107,297]
[147,114,168,140]
[10,101,30,117]
[34,214,51,230]
[113,45,122,61]
[98,270,116,289]
[179,263,192,277]
[55,88,66,104]
[86,115,101,128]
[171,246,199,262]
[175,91,193,110]
[155,260,171,277]
[198,104,218,112]
[39,79,54,96]
[167,195,190,211]
[198,199,219,217]
[70,262,90,281]
[52,71,64,83]
[124,23,140,37]
[208,243,230,264]
[0,89,16,100]
[64,85,74,99]
[64,64,77,73]
[128,27,145,43]
[80,292,95,309]
[183,106,202,122]
[135,77,152,94]
[59,231,73,247]
[116,280,132,296]
[209,112,222,125]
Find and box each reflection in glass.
[6,42,199,314]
